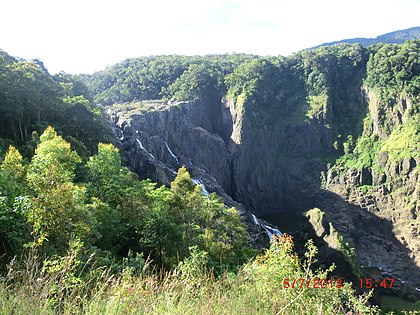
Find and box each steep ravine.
[108,99,276,248]
[108,92,419,301]
[324,89,420,300]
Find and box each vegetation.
[81,54,256,105]
[1,39,419,313]
[0,127,249,270]
[365,40,420,103]
[0,126,376,314]
[0,235,377,314]
[333,40,420,179]
[223,44,368,134]
[0,49,112,159]
[381,115,420,162]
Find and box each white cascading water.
[135,134,155,159]
[163,140,179,163]
[192,178,210,195]
[134,129,280,242]
[252,214,281,239]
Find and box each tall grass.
[0,236,382,315]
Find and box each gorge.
[0,36,419,312]
[104,42,419,302]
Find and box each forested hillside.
[314,26,420,48]
[0,39,419,313]
[0,49,112,159]
[80,54,256,105]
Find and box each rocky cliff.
[324,89,419,300]
[106,42,419,301]
[108,95,419,300]
[108,99,272,247]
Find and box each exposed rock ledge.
[107,97,420,301]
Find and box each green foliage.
[380,115,420,162]
[87,149,249,270]
[225,57,308,126]
[41,238,86,301]
[0,195,30,259]
[0,235,379,314]
[86,143,126,192]
[169,167,249,270]
[347,135,383,170]
[224,44,367,133]
[27,126,81,192]
[331,41,419,186]
[306,93,328,119]
[0,57,62,143]
[343,135,355,155]
[325,223,364,278]
[0,127,251,272]
[225,58,278,103]
[0,146,27,199]
[138,185,180,267]
[54,72,93,101]
[240,236,373,314]
[295,44,368,132]
[0,49,112,158]
[166,63,224,101]
[5,127,91,253]
[1,42,418,314]
[365,40,420,102]
[63,95,92,111]
[26,127,89,252]
[359,185,374,194]
[86,143,154,255]
[83,54,256,105]
[0,147,30,257]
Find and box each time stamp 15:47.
[283,278,395,289]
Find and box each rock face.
[323,89,420,300]
[227,99,335,215]
[108,99,269,248]
[109,87,419,300]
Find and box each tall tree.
[26,127,91,252]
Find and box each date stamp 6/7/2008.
[283,278,395,289]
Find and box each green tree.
[86,143,154,256]
[170,167,249,270]
[25,127,91,252]
[0,59,61,143]
[139,186,180,267]
[167,63,224,101]
[0,146,26,199]
[27,126,81,193]
[0,147,30,257]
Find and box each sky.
[1,0,419,74]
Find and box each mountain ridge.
[312,26,420,49]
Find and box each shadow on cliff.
[109,89,419,303]
[288,186,420,302]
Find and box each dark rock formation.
[108,86,419,300]
[108,100,269,248]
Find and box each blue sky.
[1,0,419,74]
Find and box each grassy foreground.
[0,235,384,315]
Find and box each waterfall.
[136,138,155,159]
[163,140,179,163]
[252,214,281,240]
[192,178,210,196]
[135,138,145,150]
